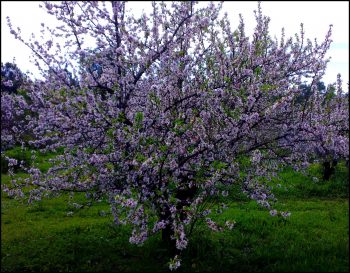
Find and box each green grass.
[1,146,60,173]
[1,148,349,272]
[183,199,349,272]
[267,162,349,199]
[1,195,348,272]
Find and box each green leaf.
[134,112,144,128]
[149,93,160,105]
[211,160,227,171]
[261,84,276,92]
[254,67,262,76]
[117,112,126,123]
[187,145,195,154]
[135,152,146,163]
[160,145,168,152]
[107,128,114,138]
[174,118,185,127]
[178,50,185,57]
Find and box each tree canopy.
[2,1,348,270]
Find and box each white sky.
[1,1,349,85]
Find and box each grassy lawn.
[1,149,349,272]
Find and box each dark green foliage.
[295,81,326,104]
[1,62,25,94]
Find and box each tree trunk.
[332,159,338,168]
[323,160,337,181]
[159,179,198,254]
[161,223,177,255]
[160,205,176,254]
[175,185,197,221]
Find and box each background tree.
[293,79,348,180]
[3,1,348,270]
[1,62,31,150]
[295,81,326,104]
[312,75,349,180]
[1,62,25,94]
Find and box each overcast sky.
[1,1,349,85]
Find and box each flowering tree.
[292,77,348,180]
[3,1,348,270]
[309,75,349,180]
[1,62,30,150]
